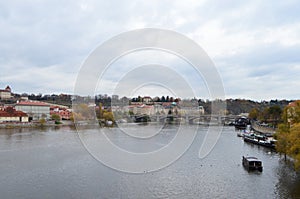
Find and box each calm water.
[0,125,300,199]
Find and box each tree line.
[275,101,300,170]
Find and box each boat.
[233,117,249,129]
[243,133,276,148]
[242,156,263,172]
[237,130,251,137]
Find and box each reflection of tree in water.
[275,160,300,198]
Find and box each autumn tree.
[288,123,300,169]
[103,110,114,122]
[275,122,290,161]
[275,101,300,169]
[248,108,259,120]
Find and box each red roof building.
[50,106,72,120]
[0,107,29,123]
[15,101,50,121]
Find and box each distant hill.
[1,93,293,116]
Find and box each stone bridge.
[144,114,241,125]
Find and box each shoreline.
[0,121,76,129]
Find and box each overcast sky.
[1,0,300,100]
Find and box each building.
[126,104,155,115]
[143,96,153,104]
[15,101,50,121]
[0,86,12,100]
[50,106,72,120]
[287,100,300,126]
[0,106,28,123]
[112,95,119,101]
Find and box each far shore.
[0,121,75,129]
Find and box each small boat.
[242,156,263,172]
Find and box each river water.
[0,125,299,199]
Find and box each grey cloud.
[0,0,299,100]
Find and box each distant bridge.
[133,114,241,125]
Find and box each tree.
[39,118,46,126]
[275,123,290,161]
[288,123,300,169]
[51,114,61,124]
[276,101,300,169]
[75,104,92,119]
[268,105,282,125]
[248,108,259,120]
[103,111,114,122]
[98,103,103,119]
[137,96,142,102]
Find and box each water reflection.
[275,160,300,198]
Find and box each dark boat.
[243,133,276,148]
[242,156,263,172]
[234,117,249,129]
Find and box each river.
[0,125,299,199]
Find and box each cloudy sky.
[1,0,300,100]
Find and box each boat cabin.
[242,156,263,172]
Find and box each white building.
[0,86,12,100]
[15,101,50,121]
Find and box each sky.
[0,0,300,101]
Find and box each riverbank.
[0,121,75,129]
[251,121,277,135]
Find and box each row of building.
[112,102,205,116]
[0,85,72,123]
[0,100,72,123]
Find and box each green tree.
[39,118,46,126]
[269,105,282,125]
[51,114,61,124]
[258,107,270,122]
[275,123,290,161]
[248,108,259,120]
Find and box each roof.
[244,156,261,162]
[0,107,28,117]
[16,101,50,107]
[289,100,300,107]
[0,89,10,92]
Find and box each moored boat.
[243,133,276,148]
[234,117,250,130]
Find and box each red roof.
[16,101,49,106]
[0,107,28,117]
[289,100,300,107]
